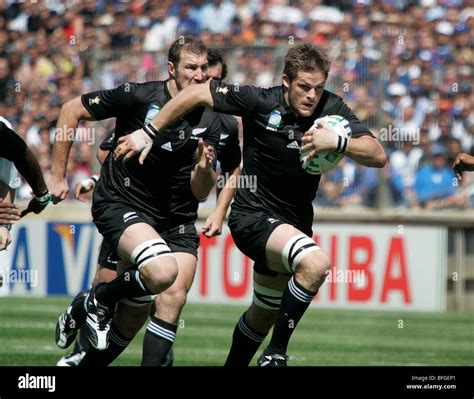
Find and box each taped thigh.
[130,239,173,270]
[282,234,319,273]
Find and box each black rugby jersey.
[82,80,221,225]
[169,112,240,227]
[209,80,374,232]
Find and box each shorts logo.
[267,218,279,224]
[191,127,207,140]
[106,256,119,265]
[89,96,100,105]
[219,132,229,146]
[123,212,138,223]
[161,142,173,151]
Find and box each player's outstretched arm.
[0,199,20,224]
[0,123,52,217]
[19,148,52,218]
[453,153,474,180]
[49,96,95,203]
[0,183,16,250]
[345,136,387,168]
[0,124,49,197]
[153,80,214,128]
[115,81,214,164]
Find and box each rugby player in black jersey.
[115,44,387,366]
[49,37,221,354]
[52,44,241,366]
[141,49,241,366]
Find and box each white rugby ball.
[300,115,352,175]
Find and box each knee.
[130,239,178,293]
[299,250,331,283]
[158,285,188,312]
[140,259,178,294]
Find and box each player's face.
[207,63,223,81]
[171,50,208,91]
[283,70,326,117]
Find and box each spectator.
[413,144,459,209]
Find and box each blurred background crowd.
[0,0,472,209]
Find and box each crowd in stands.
[0,0,472,209]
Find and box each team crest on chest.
[266,109,282,131]
[145,104,161,124]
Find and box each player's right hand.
[0,199,21,224]
[48,175,69,204]
[196,139,215,172]
[74,178,96,201]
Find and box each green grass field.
[0,297,472,366]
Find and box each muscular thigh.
[117,223,166,261]
[265,224,319,274]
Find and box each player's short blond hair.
[283,44,331,81]
[168,36,207,67]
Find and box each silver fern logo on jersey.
[145,104,161,124]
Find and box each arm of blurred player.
[49,96,96,203]
[0,183,15,250]
[0,226,11,251]
[191,139,217,201]
[202,166,240,238]
[115,81,215,164]
[453,153,474,180]
[0,199,20,224]
[0,178,20,224]
[0,124,49,198]
[0,123,52,217]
